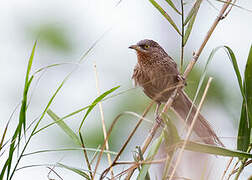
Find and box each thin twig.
[79,132,93,179]
[221,157,233,180]
[47,166,64,180]
[168,77,213,180]
[231,159,252,174]
[227,159,239,180]
[93,63,114,178]
[95,103,153,179]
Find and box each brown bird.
[129,39,223,146]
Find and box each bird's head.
[129,39,168,65]
[129,39,163,55]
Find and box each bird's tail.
[171,90,224,146]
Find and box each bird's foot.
[155,115,163,125]
[177,74,187,86]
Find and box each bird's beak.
[129,45,140,51]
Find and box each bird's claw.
[177,75,187,86]
[155,115,163,125]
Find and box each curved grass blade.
[178,140,252,159]
[79,86,120,131]
[23,147,117,157]
[165,0,181,15]
[222,46,244,96]
[47,109,81,146]
[184,0,203,26]
[137,132,164,180]
[149,0,181,36]
[57,163,90,179]
[184,46,246,150]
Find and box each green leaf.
[47,109,81,146]
[149,0,181,36]
[237,45,252,151]
[79,86,120,131]
[179,141,252,159]
[165,0,181,15]
[58,163,90,179]
[244,45,252,128]
[137,132,164,180]
[20,40,37,133]
[184,0,203,26]
[183,9,197,45]
[222,46,244,96]
[237,103,251,152]
[162,114,180,145]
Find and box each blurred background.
[0,0,252,179]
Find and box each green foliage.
[180,141,252,159]
[237,45,252,152]
[137,132,164,180]
[183,0,203,45]
[47,109,82,146]
[149,0,181,35]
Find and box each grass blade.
[179,141,252,159]
[47,109,81,146]
[137,132,164,180]
[244,45,252,128]
[237,104,250,152]
[0,121,10,152]
[20,40,37,133]
[2,41,37,180]
[237,45,252,151]
[79,86,120,131]
[165,0,181,15]
[184,0,203,26]
[149,0,181,36]
[183,7,198,45]
[57,163,90,179]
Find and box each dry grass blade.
[168,77,213,180]
[93,63,114,178]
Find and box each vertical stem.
[234,145,252,180]
[93,63,114,178]
[180,0,185,73]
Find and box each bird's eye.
[144,45,150,49]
